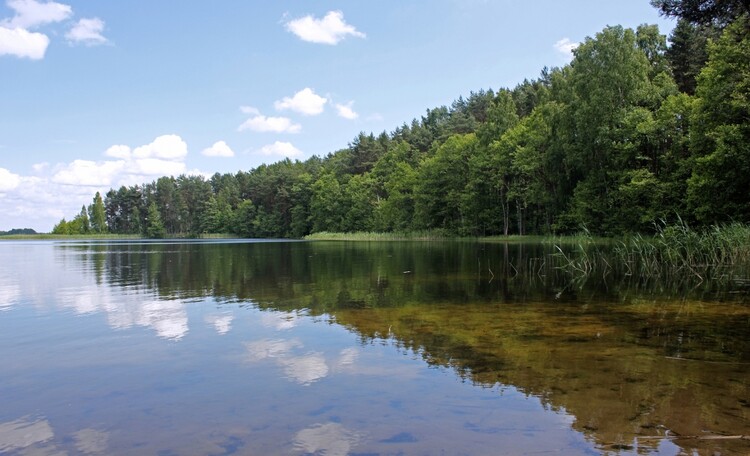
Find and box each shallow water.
[0,240,748,455]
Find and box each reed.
[553,221,750,285]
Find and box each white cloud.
[260,141,301,158]
[335,101,358,120]
[0,174,93,231]
[132,134,187,160]
[274,88,328,116]
[105,144,130,159]
[285,10,365,45]
[202,140,234,157]
[554,37,578,56]
[2,0,72,29]
[31,162,48,172]
[238,113,301,134]
[129,158,186,176]
[49,135,189,188]
[0,26,48,59]
[0,134,198,231]
[0,168,21,191]
[66,17,107,46]
[51,159,125,186]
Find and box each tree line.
[54,2,750,238]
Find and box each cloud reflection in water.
[0,417,54,453]
[293,423,361,456]
[0,417,110,455]
[244,338,330,385]
[280,353,329,386]
[0,281,20,311]
[55,284,189,341]
[205,314,234,335]
[261,310,300,330]
[245,338,303,361]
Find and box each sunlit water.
[0,240,748,455]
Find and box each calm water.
[0,240,748,456]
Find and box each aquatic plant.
[553,221,750,287]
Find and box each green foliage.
[145,202,166,239]
[688,16,750,223]
[667,19,717,94]
[78,205,90,234]
[57,16,748,241]
[89,192,107,233]
[414,134,477,233]
[651,0,750,25]
[0,228,37,236]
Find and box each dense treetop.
[56,4,750,238]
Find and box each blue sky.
[0,0,674,232]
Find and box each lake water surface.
[0,240,748,455]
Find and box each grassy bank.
[0,233,144,240]
[304,230,611,244]
[304,230,457,241]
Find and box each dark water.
[0,240,748,455]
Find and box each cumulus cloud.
[0,173,89,231]
[105,144,130,159]
[132,134,187,160]
[554,37,578,56]
[129,157,186,176]
[51,159,125,186]
[274,88,328,116]
[51,135,187,191]
[201,140,234,157]
[0,26,49,59]
[1,1,109,60]
[238,111,301,134]
[31,162,48,172]
[285,10,365,45]
[335,101,358,120]
[2,0,72,29]
[66,17,107,45]
[260,141,301,158]
[0,168,21,192]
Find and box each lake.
[0,240,748,455]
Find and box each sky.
[0,0,675,232]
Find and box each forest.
[53,1,750,238]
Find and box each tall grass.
[553,222,750,285]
